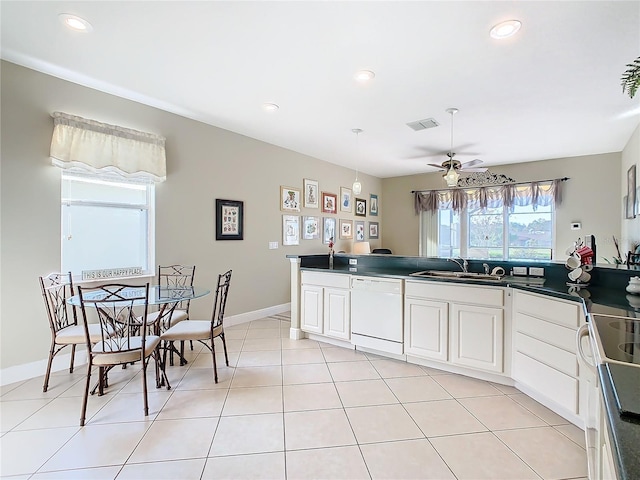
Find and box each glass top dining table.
[67,285,211,306]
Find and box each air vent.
[406,118,440,131]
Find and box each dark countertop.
[598,363,640,480]
[294,256,640,480]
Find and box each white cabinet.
[404,298,448,362]
[404,281,506,374]
[512,290,586,419]
[451,303,504,373]
[300,272,350,341]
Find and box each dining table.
[67,284,211,389]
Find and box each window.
[61,172,155,280]
[430,203,554,261]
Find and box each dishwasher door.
[350,276,403,354]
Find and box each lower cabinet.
[404,281,506,374]
[300,272,350,341]
[512,290,586,420]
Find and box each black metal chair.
[39,272,104,392]
[78,283,170,426]
[161,270,232,383]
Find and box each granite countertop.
[296,259,639,480]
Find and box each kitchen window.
[61,172,155,280]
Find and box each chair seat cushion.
[140,309,188,329]
[92,335,161,365]
[57,324,104,344]
[161,321,222,342]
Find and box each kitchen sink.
[409,270,504,281]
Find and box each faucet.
[448,257,468,273]
[483,263,490,275]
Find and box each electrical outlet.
[349,258,358,265]
[349,267,357,272]
[512,266,528,276]
[529,267,545,277]
[268,241,278,249]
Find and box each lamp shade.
[353,242,371,254]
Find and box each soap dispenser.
[626,276,640,294]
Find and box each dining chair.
[78,282,170,426]
[161,269,232,383]
[39,272,104,393]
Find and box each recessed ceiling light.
[354,70,375,82]
[490,20,521,39]
[59,13,93,32]
[262,103,279,112]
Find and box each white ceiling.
[2,1,639,178]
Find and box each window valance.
[413,178,566,214]
[50,112,166,182]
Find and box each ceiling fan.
[428,108,487,186]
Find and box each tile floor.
[1,314,588,479]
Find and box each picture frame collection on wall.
[278,178,381,246]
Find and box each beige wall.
[381,152,622,263]
[0,61,382,369]
[621,123,640,255]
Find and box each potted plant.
[621,56,640,99]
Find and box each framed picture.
[323,217,336,244]
[340,187,353,213]
[340,219,353,239]
[370,194,378,216]
[302,215,320,240]
[625,195,635,219]
[369,221,379,239]
[321,192,337,214]
[282,215,300,245]
[303,179,319,209]
[215,199,244,240]
[281,186,301,212]
[355,198,367,217]
[628,165,637,218]
[355,221,365,241]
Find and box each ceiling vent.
[406,118,440,131]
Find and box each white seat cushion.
[92,335,161,365]
[57,324,104,344]
[140,309,188,329]
[161,321,222,343]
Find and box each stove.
[589,314,640,367]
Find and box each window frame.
[61,171,156,283]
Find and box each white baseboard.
[0,303,291,387]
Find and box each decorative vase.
[329,251,334,269]
[626,276,640,294]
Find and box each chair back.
[372,248,393,254]
[158,265,196,312]
[39,272,77,334]
[78,283,150,355]
[211,270,232,330]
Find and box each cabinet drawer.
[515,332,577,376]
[514,291,580,328]
[301,271,350,289]
[405,281,504,307]
[514,312,577,352]
[514,351,578,414]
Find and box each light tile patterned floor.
[0,314,588,479]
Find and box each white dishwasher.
[350,276,404,355]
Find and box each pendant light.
[352,128,363,195]
[443,108,460,187]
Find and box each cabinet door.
[324,287,350,340]
[451,303,504,373]
[301,285,323,334]
[404,297,448,361]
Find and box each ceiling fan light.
[443,167,460,187]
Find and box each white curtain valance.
[414,179,565,214]
[50,112,166,182]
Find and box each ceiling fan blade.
[460,167,487,173]
[461,158,483,168]
[427,163,447,170]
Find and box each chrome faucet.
[448,257,468,273]
[483,263,490,275]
